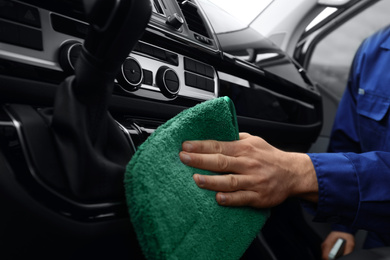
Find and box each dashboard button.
[17,4,41,28]
[0,20,19,45]
[19,25,42,50]
[205,78,214,92]
[195,61,206,76]
[184,71,214,92]
[196,75,206,90]
[142,69,153,86]
[184,72,196,88]
[51,14,87,39]
[184,57,214,79]
[194,34,211,45]
[0,20,42,50]
[205,66,214,78]
[0,0,41,28]
[184,57,196,73]
[0,0,17,22]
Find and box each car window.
[306,7,337,32]
[198,0,273,33]
[307,0,390,99]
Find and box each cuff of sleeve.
[307,153,359,226]
[345,152,390,232]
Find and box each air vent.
[152,0,164,15]
[177,0,210,38]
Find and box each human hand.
[179,133,318,208]
[321,231,355,260]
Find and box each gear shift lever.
[83,0,149,71]
[6,0,152,203]
[51,0,152,201]
[77,0,152,89]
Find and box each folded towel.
[124,97,269,260]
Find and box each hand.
[179,133,318,208]
[321,231,355,260]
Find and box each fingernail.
[197,175,205,186]
[218,194,226,204]
[182,142,193,152]
[180,153,191,164]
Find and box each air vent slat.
[177,0,210,38]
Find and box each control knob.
[59,41,82,75]
[156,66,180,98]
[118,56,143,91]
[166,13,184,30]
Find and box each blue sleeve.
[327,43,364,154]
[320,41,365,235]
[305,28,390,234]
[308,151,390,234]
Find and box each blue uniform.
[307,25,390,247]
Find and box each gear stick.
[6,0,152,203]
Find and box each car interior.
[0,0,389,259]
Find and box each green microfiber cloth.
[124,97,269,260]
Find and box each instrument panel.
[0,0,219,101]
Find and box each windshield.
[198,0,273,33]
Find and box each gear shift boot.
[3,0,152,209]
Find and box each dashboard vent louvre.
[177,0,210,38]
[152,0,164,15]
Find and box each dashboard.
[0,0,323,259]
[0,0,218,101]
[0,0,322,147]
